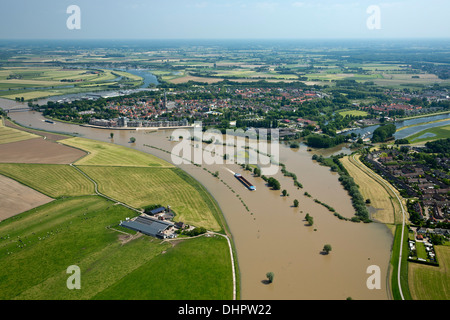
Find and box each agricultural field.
[78,165,222,231]
[0,138,87,164]
[0,67,114,88]
[0,67,143,101]
[61,137,170,167]
[0,174,53,221]
[408,246,450,300]
[0,163,95,198]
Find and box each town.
[35,84,449,139]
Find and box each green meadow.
[339,110,369,117]
[0,196,168,300]
[93,235,233,300]
[409,246,450,300]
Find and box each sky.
[0,0,449,40]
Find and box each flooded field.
[3,100,395,300]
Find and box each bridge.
[3,107,32,113]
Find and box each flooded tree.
[266,272,274,283]
[323,244,332,254]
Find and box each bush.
[183,227,207,237]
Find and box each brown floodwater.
[4,99,394,300]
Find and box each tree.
[305,214,314,226]
[253,167,261,177]
[293,199,299,207]
[323,244,332,254]
[290,141,300,149]
[267,177,281,190]
[371,124,396,143]
[266,272,274,283]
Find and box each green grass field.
[93,235,232,300]
[409,246,450,300]
[407,124,450,144]
[0,118,40,144]
[0,194,232,299]
[0,164,94,198]
[0,196,170,299]
[339,110,369,117]
[61,137,170,167]
[79,165,222,231]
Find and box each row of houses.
[89,117,189,128]
[367,148,449,221]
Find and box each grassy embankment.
[0,135,234,299]
[341,154,403,226]
[390,225,413,300]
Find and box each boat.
[235,173,256,191]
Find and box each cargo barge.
[235,173,256,191]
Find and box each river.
[340,113,450,140]
[1,98,399,300]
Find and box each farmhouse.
[120,215,176,239]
